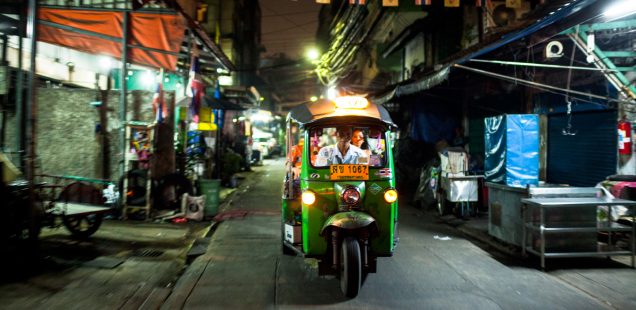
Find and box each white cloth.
[315,144,365,166]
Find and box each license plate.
[330,164,369,180]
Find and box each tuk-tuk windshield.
[310,126,387,168]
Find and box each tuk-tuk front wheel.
[340,236,361,298]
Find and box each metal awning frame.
[372,0,601,104]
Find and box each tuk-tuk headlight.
[342,187,361,205]
[302,190,316,205]
[384,188,398,204]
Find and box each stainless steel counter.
[521,197,636,270]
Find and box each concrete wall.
[4,88,175,182]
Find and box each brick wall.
[4,88,175,182]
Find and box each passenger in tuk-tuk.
[315,126,366,165]
[288,138,303,168]
[286,137,305,180]
[352,129,371,157]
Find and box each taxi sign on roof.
[334,96,370,109]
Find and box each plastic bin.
[198,179,221,217]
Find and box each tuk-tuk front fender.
[320,211,377,236]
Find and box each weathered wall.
[5,88,175,182]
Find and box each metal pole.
[25,0,37,174]
[119,12,128,180]
[1,35,7,150]
[16,12,24,169]
[25,0,38,244]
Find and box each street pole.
[119,12,128,180]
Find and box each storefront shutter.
[547,110,617,186]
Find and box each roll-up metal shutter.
[547,110,617,186]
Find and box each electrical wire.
[469,59,622,72]
[261,20,318,35]
[261,3,319,36]
[454,64,627,105]
[563,33,578,136]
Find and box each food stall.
[484,114,635,268]
[437,148,483,217]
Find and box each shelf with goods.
[122,121,155,220]
[521,197,636,270]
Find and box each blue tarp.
[485,114,539,187]
[409,103,458,144]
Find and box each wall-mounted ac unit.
[487,1,531,28]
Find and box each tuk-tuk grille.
[338,204,363,211]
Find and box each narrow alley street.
[2,1,636,309]
[161,159,635,309]
[0,159,636,309]
[1,159,635,309]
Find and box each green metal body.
[289,130,398,257]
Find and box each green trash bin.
[198,179,221,217]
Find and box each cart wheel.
[340,236,361,298]
[437,190,448,216]
[62,214,103,239]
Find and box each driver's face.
[337,128,353,142]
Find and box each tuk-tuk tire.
[340,236,361,298]
[282,242,296,256]
[62,213,103,239]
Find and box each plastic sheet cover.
[484,114,539,187]
[38,8,185,70]
[484,115,505,183]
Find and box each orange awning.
[37,8,185,70]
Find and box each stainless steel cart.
[437,174,483,217]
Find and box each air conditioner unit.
[487,0,531,28]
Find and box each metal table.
[521,197,636,270]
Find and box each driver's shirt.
[315,144,365,166]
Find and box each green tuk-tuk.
[281,96,399,298]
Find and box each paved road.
[163,159,629,309]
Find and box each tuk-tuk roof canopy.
[287,98,396,129]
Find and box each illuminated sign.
[333,96,370,109]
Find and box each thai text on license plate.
[330,164,369,180]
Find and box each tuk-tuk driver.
[315,126,366,166]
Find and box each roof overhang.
[287,99,396,129]
[373,0,599,104]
